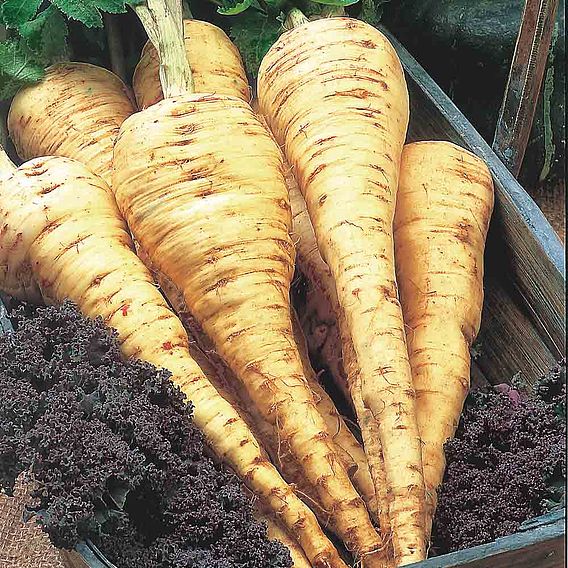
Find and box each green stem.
[284,8,309,30]
[132,0,194,97]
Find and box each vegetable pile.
[0,1,561,567]
[0,301,293,568]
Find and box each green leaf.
[0,0,42,28]
[229,11,282,76]
[359,0,389,26]
[19,6,69,62]
[0,38,44,99]
[49,0,128,28]
[218,0,254,15]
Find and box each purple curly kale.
[431,361,566,554]
[0,301,292,568]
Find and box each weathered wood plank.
[62,542,117,568]
[492,0,559,176]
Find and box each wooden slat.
[476,273,557,385]
[61,543,117,568]
[492,0,559,176]
[381,28,566,368]
[412,511,565,568]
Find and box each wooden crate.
[0,26,564,568]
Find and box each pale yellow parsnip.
[258,16,426,565]
[288,175,391,546]
[395,141,494,537]
[141,246,372,532]
[8,63,134,185]
[133,19,250,108]
[112,94,385,567]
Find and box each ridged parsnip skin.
[257,107,382,524]
[138,248,361,511]
[255,103,349,401]
[289,180,391,546]
[0,157,345,568]
[156,279,339,535]
[258,17,426,565]
[291,308,381,518]
[112,94,384,567]
[7,63,134,185]
[395,141,494,536]
[136,258,331,529]
[255,509,312,568]
[133,19,250,109]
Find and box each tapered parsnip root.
[258,16,426,565]
[257,104,381,524]
[133,19,250,108]
[136,209,346,522]
[254,107,351,403]
[263,106,392,557]
[112,95,384,567]
[395,141,494,536]
[7,63,135,185]
[289,179,391,545]
[146,244,375,522]
[260,102,389,543]
[291,308,381,519]
[153,266,343,536]
[0,154,346,568]
[147,262,334,531]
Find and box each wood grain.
[413,511,565,568]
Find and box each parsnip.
[258,16,426,565]
[0,149,343,568]
[133,18,250,108]
[8,63,135,186]
[395,141,494,536]
[289,178,391,546]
